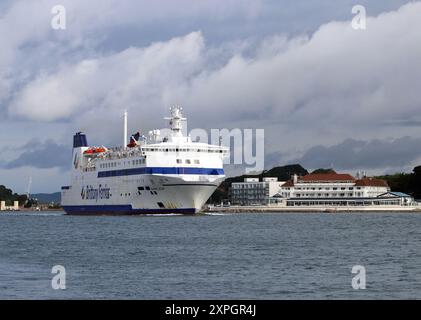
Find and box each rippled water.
[0,211,420,299]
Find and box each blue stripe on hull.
[62,205,196,215]
[98,167,224,178]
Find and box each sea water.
[0,211,420,299]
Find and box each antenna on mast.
[26,176,32,200]
[123,110,128,149]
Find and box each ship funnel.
[73,132,88,148]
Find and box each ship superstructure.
[61,106,228,214]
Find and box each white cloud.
[9,31,205,122]
[1,0,421,192]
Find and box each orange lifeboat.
[83,146,108,156]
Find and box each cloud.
[291,137,421,171]
[1,0,420,192]
[3,139,70,170]
[9,31,205,122]
[7,2,421,131]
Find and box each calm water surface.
[0,211,420,299]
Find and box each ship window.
[157,202,165,208]
[194,160,200,164]
[176,159,182,164]
[146,186,150,190]
[185,159,191,164]
[138,187,144,190]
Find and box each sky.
[0,0,420,193]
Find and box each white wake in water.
[203,212,232,216]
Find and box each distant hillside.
[208,164,308,204]
[31,192,61,204]
[311,168,336,174]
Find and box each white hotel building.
[231,177,285,206]
[230,172,414,207]
[279,172,413,207]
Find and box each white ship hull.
[61,173,224,215]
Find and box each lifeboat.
[83,146,108,156]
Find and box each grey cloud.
[292,137,421,170]
[383,119,421,127]
[3,140,70,170]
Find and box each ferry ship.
[61,106,228,215]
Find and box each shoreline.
[205,205,421,213]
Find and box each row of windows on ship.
[99,158,146,169]
[141,147,224,153]
[97,158,201,170]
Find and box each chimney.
[293,174,298,184]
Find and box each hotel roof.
[300,173,356,182]
[354,177,389,187]
[281,173,390,188]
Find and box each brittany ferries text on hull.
[61,106,229,215]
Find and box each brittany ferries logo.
[81,185,111,201]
